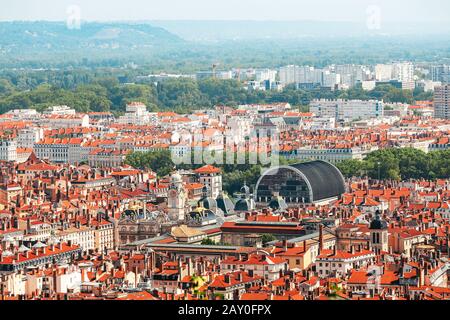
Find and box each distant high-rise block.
[434,84,450,119]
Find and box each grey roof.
[199,197,217,211]
[269,196,288,211]
[216,194,235,216]
[234,198,251,211]
[370,212,388,230]
[255,161,346,204]
[32,241,47,248]
[18,245,31,253]
[146,243,241,251]
[289,161,346,202]
[267,231,336,246]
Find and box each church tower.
[167,172,186,221]
[369,210,389,254]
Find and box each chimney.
[419,268,425,287]
[285,278,291,290]
[318,224,323,254]
[282,239,288,252]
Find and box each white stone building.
[0,140,17,162]
[310,99,384,122]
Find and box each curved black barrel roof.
[290,161,346,201]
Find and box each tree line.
[126,148,450,197]
[125,150,294,196]
[337,148,450,181]
[0,72,432,115]
[126,147,450,197]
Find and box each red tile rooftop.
[194,165,221,174]
[0,243,80,265]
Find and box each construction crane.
[235,68,241,81]
[212,62,220,79]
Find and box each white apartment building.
[310,99,384,122]
[169,142,192,161]
[0,140,17,162]
[279,65,297,85]
[5,109,39,120]
[88,149,129,168]
[22,222,54,242]
[316,248,376,278]
[55,226,95,253]
[322,70,340,89]
[221,254,287,282]
[334,64,371,88]
[55,265,82,294]
[279,65,316,85]
[226,117,253,144]
[375,64,394,81]
[34,138,85,164]
[375,62,415,88]
[295,145,377,163]
[255,69,277,82]
[17,127,45,148]
[393,62,415,83]
[43,105,76,115]
[195,165,223,199]
[94,221,115,251]
[117,102,159,126]
[40,114,90,128]
[309,117,336,130]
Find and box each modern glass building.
[255,160,346,206]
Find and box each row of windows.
[319,262,343,268]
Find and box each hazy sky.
[0,0,449,23]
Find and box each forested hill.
[0,21,183,51]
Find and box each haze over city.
[1,0,449,23]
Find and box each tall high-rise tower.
[434,84,450,119]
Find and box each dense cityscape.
[1,0,450,306]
